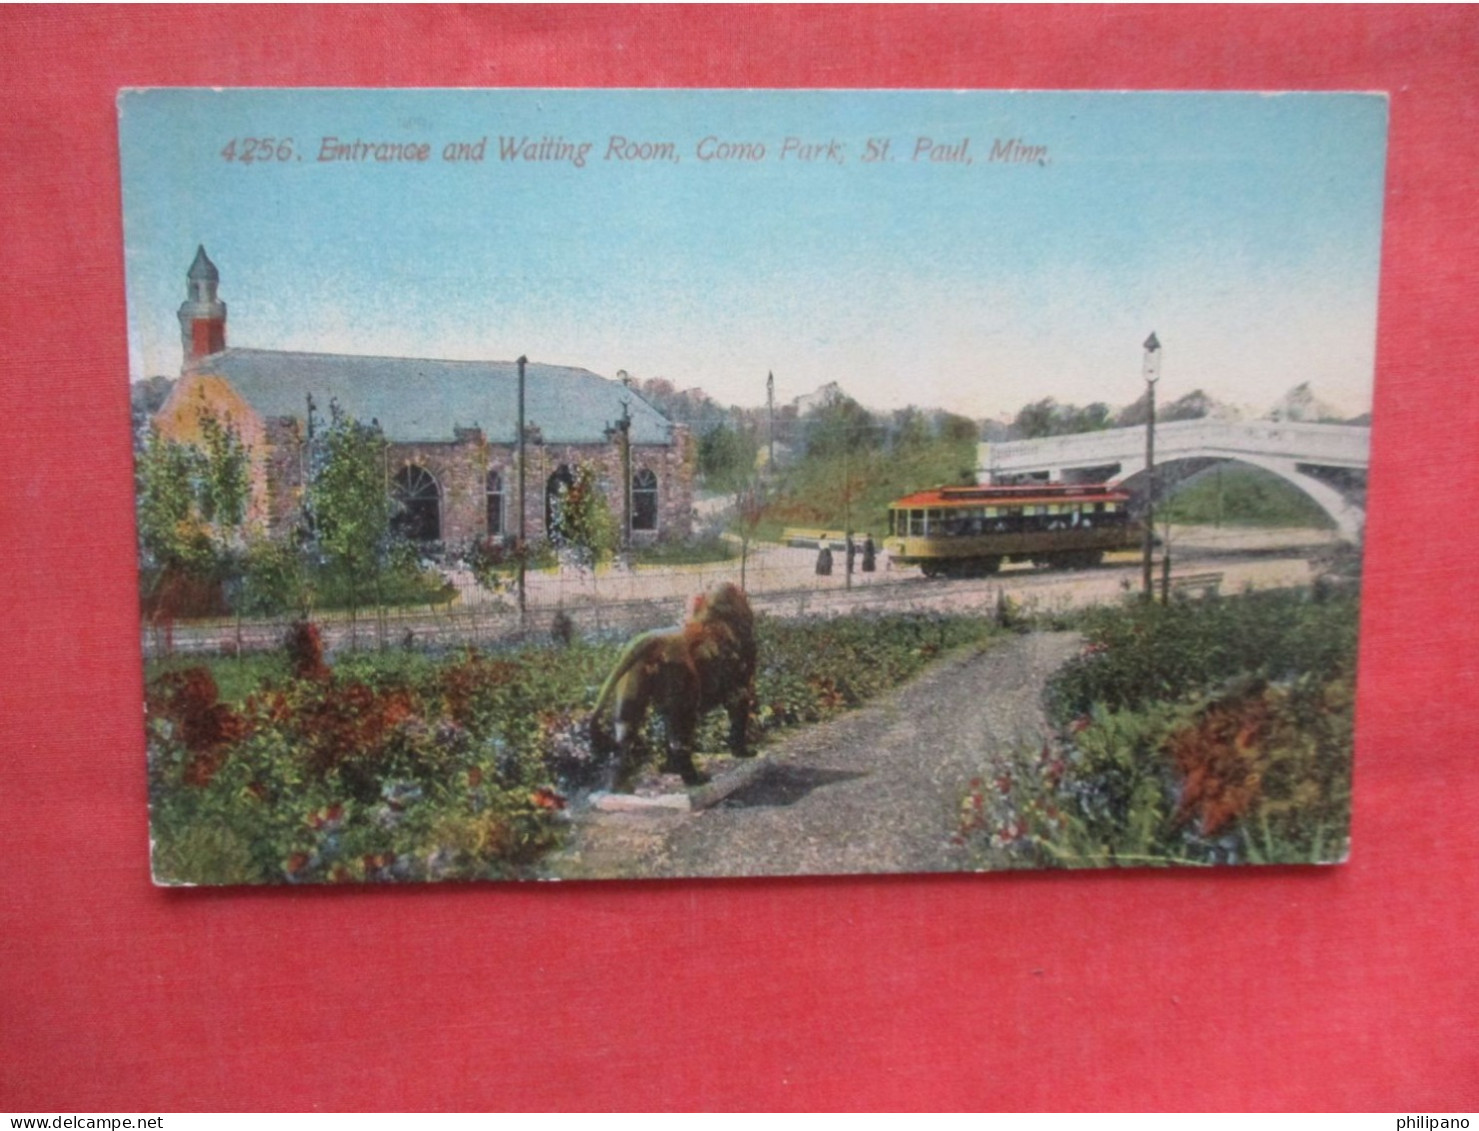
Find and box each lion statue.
[589,582,758,786]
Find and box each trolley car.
[887,482,1142,577]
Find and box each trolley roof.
[890,482,1131,509]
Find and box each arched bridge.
[980,420,1371,541]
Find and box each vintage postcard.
[121,89,1386,884]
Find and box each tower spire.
[178,245,226,366]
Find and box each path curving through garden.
[548,631,1082,880]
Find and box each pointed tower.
[177,245,227,365]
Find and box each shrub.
[146,667,247,787]
[1047,589,1358,721]
[284,620,331,682]
[147,610,1003,883]
[962,589,1357,869]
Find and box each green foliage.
[137,428,216,577]
[130,376,176,446]
[1013,397,1113,439]
[306,405,393,614]
[147,610,1003,882]
[1160,465,1336,529]
[1046,589,1358,722]
[757,428,978,540]
[889,406,934,450]
[314,555,454,612]
[240,537,310,618]
[136,410,250,577]
[960,589,1357,869]
[698,422,758,493]
[147,647,582,884]
[936,412,980,445]
[136,409,253,621]
[549,463,618,572]
[1115,388,1216,428]
[196,410,250,529]
[801,392,883,459]
[628,536,737,567]
[148,651,293,708]
[749,613,996,732]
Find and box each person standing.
[861,534,877,573]
[816,534,834,576]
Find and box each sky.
[119,89,1388,421]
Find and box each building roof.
[189,348,676,445]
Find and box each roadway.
[143,524,1345,657]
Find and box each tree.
[307,403,392,638]
[130,376,175,448]
[239,536,310,619]
[889,406,933,451]
[549,463,618,575]
[698,422,758,493]
[1116,388,1216,428]
[136,428,214,581]
[1013,397,1112,438]
[730,476,769,591]
[196,408,250,533]
[135,406,251,626]
[634,376,726,431]
[1012,397,1057,439]
[936,412,981,446]
[802,392,882,459]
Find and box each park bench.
[1168,571,1224,599]
[781,527,871,548]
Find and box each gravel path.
[547,631,1082,880]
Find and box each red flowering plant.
[958,588,1357,870]
[147,609,1009,884]
[148,629,575,885]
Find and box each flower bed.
[148,611,1000,884]
[958,588,1358,868]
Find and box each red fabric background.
[2,5,1476,1112]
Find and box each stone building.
[153,247,696,548]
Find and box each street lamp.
[1141,332,1161,600]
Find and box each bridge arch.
[1111,454,1364,542]
[981,421,1369,542]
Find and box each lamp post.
[1141,332,1161,600]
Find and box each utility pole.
[1141,332,1161,600]
[843,442,853,591]
[767,370,775,470]
[302,392,318,539]
[517,354,527,627]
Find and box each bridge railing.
[982,420,1369,475]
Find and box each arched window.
[632,467,658,532]
[391,464,441,543]
[485,469,504,536]
[545,464,575,543]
